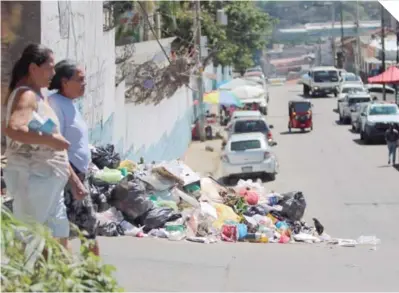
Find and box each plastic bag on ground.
[357,235,381,245]
[172,187,199,207]
[96,207,124,225]
[110,174,154,220]
[186,202,218,237]
[212,203,241,230]
[278,191,307,222]
[135,207,182,233]
[91,144,121,170]
[234,179,266,197]
[199,177,224,203]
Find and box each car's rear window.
[369,105,399,115]
[342,87,363,93]
[234,120,268,133]
[231,140,261,151]
[348,97,371,105]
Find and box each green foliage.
[257,1,381,27]
[158,1,275,71]
[1,206,123,292]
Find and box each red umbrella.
[368,66,399,84]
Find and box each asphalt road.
[73,84,399,292]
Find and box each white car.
[337,83,367,100]
[226,117,274,142]
[359,102,399,144]
[221,132,279,181]
[340,72,363,85]
[351,103,370,132]
[338,93,372,124]
[364,84,396,101]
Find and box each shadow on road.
[217,175,274,187]
[280,130,310,135]
[348,128,359,134]
[298,94,335,99]
[353,138,386,146]
[394,164,399,172]
[377,165,391,168]
[332,109,338,113]
[353,138,364,145]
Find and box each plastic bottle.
[243,232,269,243]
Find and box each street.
[73,84,399,292]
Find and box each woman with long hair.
[3,44,71,245]
[48,60,100,256]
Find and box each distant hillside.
[257,1,381,28]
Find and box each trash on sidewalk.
[2,144,381,247]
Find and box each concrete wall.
[40,0,194,163]
[1,1,42,152]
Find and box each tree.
[158,1,275,72]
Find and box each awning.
[368,66,399,84]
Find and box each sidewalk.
[183,139,223,177]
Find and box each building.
[1,1,230,162]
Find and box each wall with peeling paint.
[40,0,195,162]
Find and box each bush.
[1,206,123,292]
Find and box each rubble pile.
[1,144,381,247]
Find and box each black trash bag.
[88,175,116,212]
[134,207,182,233]
[91,144,121,170]
[97,222,124,237]
[244,205,269,217]
[278,191,307,222]
[109,174,154,220]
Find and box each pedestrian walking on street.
[2,44,71,246]
[48,60,100,256]
[385,123,399,165]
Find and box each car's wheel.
[268,172,276,181]
[364,133,372,144]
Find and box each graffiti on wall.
[42,0,110,145]
[125,56,193,105]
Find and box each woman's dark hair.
[48,59,78,91]
[8,43,53,92]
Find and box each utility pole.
[355,0,361,76]
[339,1,345,69]
[381,4,386,101]
[194,0,205,141]
[331,2,336,67]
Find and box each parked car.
[351,103,370,133]
[221,132,279,181]
[337,83,367,109]
[340,72,363,85]
[227,117,274,143]
[338,93,372,124]
[364,84,396,101]
[359,102,399,144]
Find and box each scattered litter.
[1,144,381,249]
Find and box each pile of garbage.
[1,144,380,247]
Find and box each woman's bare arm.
[4,89,69,150]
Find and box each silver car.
[221,132,279,181]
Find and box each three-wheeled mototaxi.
[288,100,313,132]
